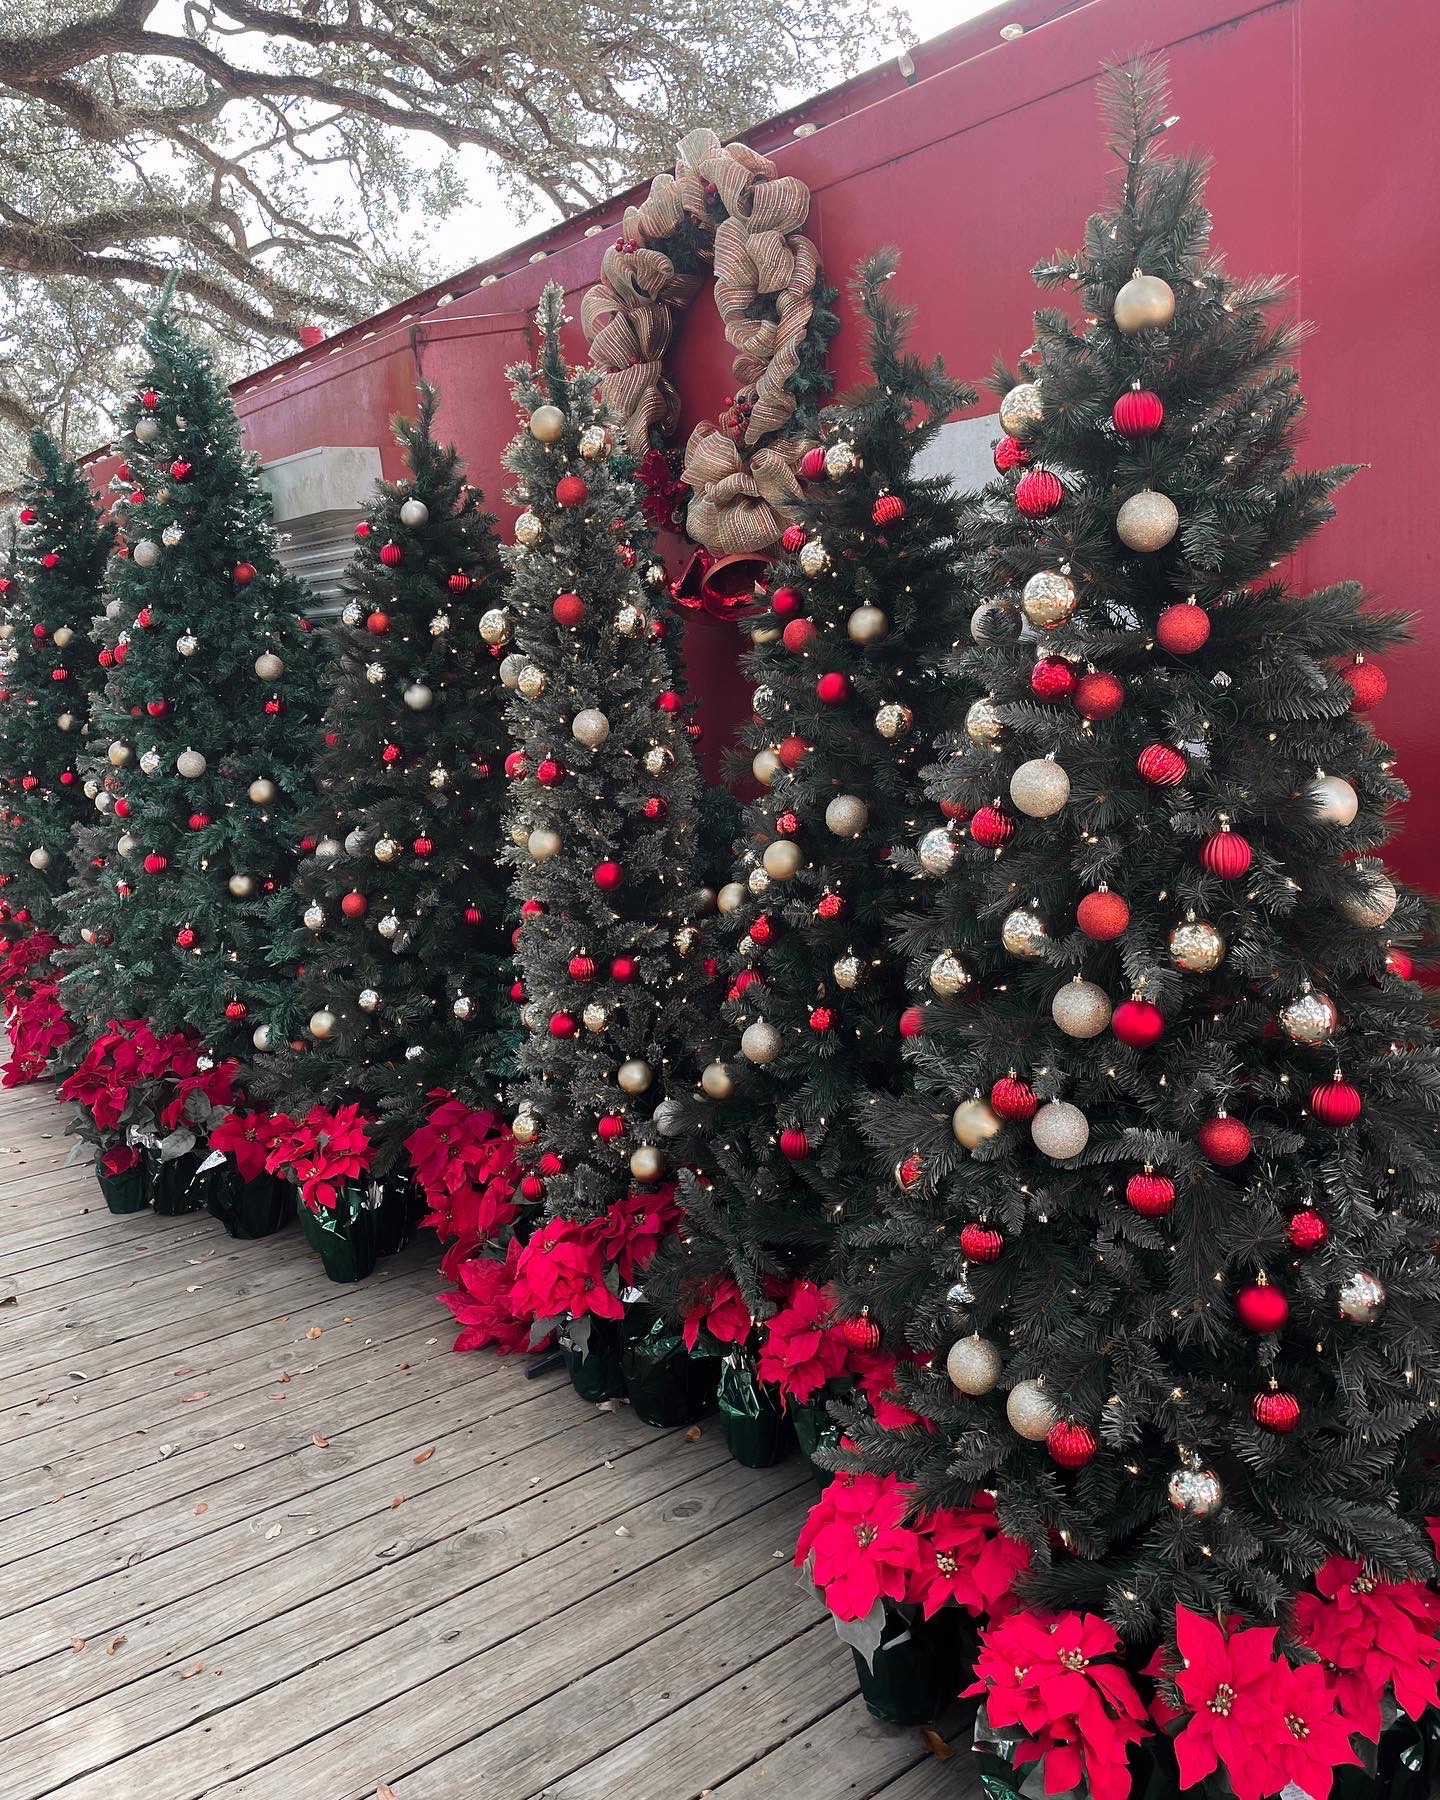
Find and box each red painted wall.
[226,0,1440,892]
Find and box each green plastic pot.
[148,1148,212,1216]
[562,1315,627,1402]
[96,1159,148,1214]
[296,1181,410,1282]
[208,1171,289,1239]
[852,1610,955,1727]
[792,1391,841,1481]
[621,1305,717,1427]
[718,1357,794,1467]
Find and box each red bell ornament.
[1076,889,1130,940]
[1112,997,1164,1048]
[1198,1114,1252,1167]
[1252,1389,1301,1433]
[1047,1420,1097,1469]
[1200,829,1252,879]
[1310,1079,1362,1126]
[1014,468,1064,519]
[1155,602,1210,653]
[1236,1281,1289,1333]
[779,1127,810,1161]
[959,1221,1004,1263]
[990,1076,1038,1121]
[1074,671,1125,721]
[1137,743,1187,786]
[1111,388,1165,438]
[993,435,1031,473]
[1126,1170,1176,1217]
[1031,657,1078,701]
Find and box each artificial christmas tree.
[251,385,512,1266]
[493,285,709,1393]
[0,431,114,1080]
[652,252,977,1459]
[821,58,1440,1797]
[58,294,322,1205]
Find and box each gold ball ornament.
[1304,774,1359,826]
[762,839,803,880]
[717,882,747,914]
[928,950,974,998]
[511,1109,540,1144]
[701,1061,736,1099]
[228,873,256,898]
[1338,1269,1387,1323]
[499,654,526,689]
[1169,919,1226,973]
[28,847,50,871]
[847,605,888,644]
[528,404,566,443]
[752,749,781,786]
[823,441,859,477]
[1031,1100,1089,1159]
[1168,1465,1224,1516]
[107,740,132,767]
[1116,490,1180,553]
[514,510,543,547]
[747,868,771,896]
[52,626,74,648]
[798,539,830,577]
[918,828,956,876]
[373,836,400,863]
[952,1098,1002,1148]
[643,744,673,777]
[1338,867,1397,928]
[965,697,1004,744]
[1021,570,1077,630]
[629,1145,665,1183]
[1006,1380,1059,1440]
[248,778,277,805]
[1009,758,1070,819]
[875,701,913,741]
[572,708,610,748]
[1051,979,1112,1038]
[1279,989,1339,1045]
[615,604,645,638]
[617,1058,653,1095]
[254,651,285,681]
[741,1019,782,1065]
[1002,907,1048,958]
[479,608,512,645]
[1113,273,1177,334]
[308,1008,337,1040]
[998,382,1043,439]
[946,1336,1003,1395]
[528,827,562,861]
[824,794,868,838]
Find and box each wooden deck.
[0,1082,977,1799]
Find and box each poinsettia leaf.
[529,1313,562,1349]
[158,1128,196,1160]
[566,1313,593,1359]
[831,1598,887,1670]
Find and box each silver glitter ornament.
[824,794,868,837]
[946,1337,1002,1395]
[572,707,610,748]
[131,538,160,568]
[248,778,277,805]
[1006,1380,1058,1440]
[175,748,206,778]
[1338,867,1397,928]
[1116,490,1180,553]
[315,836,342,860]
[1052,979,1112,1038]
[740,1019,781,1064]
[133,417,160,445]
[1031,1100,1089,1159]
[254,652,285,680]
[1009,758,1070,818]
[28,846,51,870]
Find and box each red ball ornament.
[990,1076,1038,1122]
[539,1152,566,1177]
[749,915,773,945]
[610,954,637,983]
[1198,1114,1252,1167]
[782,618,817,653]
[1031,656,1078,701]
[31,623,47,640]
[354,522,370,539]
[187,812,208,830]
[382,744,402,764]
[366,611,390,635]
[379,543,402,567]
[175,927,195,948]
[816,672,851,706]
[657,690,681,714]
[1340,659,1387,710]
[1047,1421,1097,1470]
[169,459,192,482]
[872,495,906,527]
[1155,603,1211,654]
[60,771,75,786]
[18,508,37,525]
[340,892,368,919]
[1076,889,1129,940]
[412,836,433,856]
[504,751,527,779]
[509,980,526,1002]
[1126,1171,1176,1217]
[1310,1079,1362,1127]
[225,1000,247,1020]
[1137,743,1187,786]
[993,436,1031,473]
[143,852,168,873]
[594,860,624,892]
[1111,389,1165,438]
[899,1005,925,1039]
[1236,1282,1289,1333]
[568,954,596,982]
[448,571,472,594]
[1287,1210,1329,1252]
[520,899,545,916]
[1200,830,1252,880]
[520,1176,546,1203]
[1252,1390,1301,1434]
[959,1221,1004,1263]
[536,758,564,787]
[939,798,970,823]
[555,475,589,508]
[780,1127,811,1161]
[1112,998,1164,1048]
[642,795,667,820]
[233,561,257,587]
[41,553,59,570]
[798,447,828,480]
[597,1113,626,1142]
[778,736,810,771]
[1014,468,1064,519]
[1385,946,1415,980]
[815,893,846,920]
[771,586,803,618]
[146,699,170,718]
[809,1007,835,1033]
[552,591,585,627]
[1074,671,1125,721]
[140,389,159,411]
[781,525,806,553]
[730,969,763,1000]
[969,806,1014,848]
[549,1012,578,1039]
[840,1315,880,1349]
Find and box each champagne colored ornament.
[1167,1465,1223,1516]
[718,882,746,913]
[874,701,913,740]
[175,748,206,777]
[1337,1269,1386,1323]
[928,950,974,998]
[528,404,566,443]
[1279,990,1339,1046]
[1021,570,1077,630]
[762,840,802,880]
[946,1337,1002,1395]
[1052,979,1111,1038]
[403,682,433,711]
[1006,1380,1058,1441]
[254,651,285,680]
[998,382,1043,439]
[1009,758,1070,818]
[516,662,548,699]
[847,605,888,644]
[741,1019,781,1064]
[701,1061,735,1099]
[528,827,562,861]
[52,625,74,648]
[252,1025,273,1051]
[308,1008,337,1040]
[617,1059,653,1095]
[1116,490,1180,552]
[918,827,956,876]
[1031,1101,1089,1159]
[1169,918,1225,973]
[572,708,610,748]
[1338,868,1397,927]
[952,1098,1002,1148]
[1002,907,1048,958]
[965,697,1004,744]
[751,749,781,785]
[629,1145,665,1182]
[479,608,511,644]
[28,847,50,870]
[824,794,868,837]
[132,538,160,567]
[1304,774,1358,825]
[248,778,277,805]
[1113,273,1176,333]
[108,740,133,767]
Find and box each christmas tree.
[251,386,510,1172]
[826,58,1440,1788]
[494,285,708,1357]
[59,294,322,1149]
[653,253,976,1435]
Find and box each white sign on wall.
[909,411,1004,495]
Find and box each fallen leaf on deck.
[179,1662,205,1680]
[105,1636,127,1656]
[70,1638,85,1654]
[158,1444,176,1459]
[194,1502,209,1515]
[311,1433,330,1448]
[396,1363,410,1372]
[67,1370,87,1383]
[412,1446,435,1465]
[265,1523,282,1540]
[182,1391,209,1402]
[277,1370,292,1383]
[615,1525,631,1538]
[391,1495,406,1509]
[306,1327,323,1340]
[377,1784,398,1799]
[49,1492,65,1504]
[684,1425,702,1442]
[921,1729,951,1761]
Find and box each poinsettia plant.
[508,1185,683,1355]
[264,1102,376,1213]
[406,1090,519,1276]
[59,1017,198,1157]
[755,1278,933,1431]
[439,1236,553,1355]
[3,976,71,1086]
[209,1108,294,1185]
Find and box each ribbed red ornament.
[1111,389,1165,438]
[816,672,851,706]
[1155,602,1210,654]
[1200,830,1252,879]
[783,618,817,652]
[1198,1114,1252,1167]
[840,1316,880,1349]
[412,836,433,856]
[899,1005,925,1039]
[597,1114,626,1142]
[1287,1210,1329,1252]
[1126,1171,1176,1217]
[1137,743,1187,786]
[1340,659,1387,710]
[555,475,588,508]
[1310,1079,1362,1126]
[1386,947,1415,980]
[143,852,168,873]
[799,447,828,480]
[872,494,906,526]
[779,1127,810,1161]
[1014,468,1064,518]
[224,1000,247,1019]
[186,812,208,830]
[539,1152,566,1176]
[549,1012,577,1039]
[520,1175,545,1203]
[1074,671,1125,721]
[1252,1390,1301,1433]
[959,1221,1003,1263]
[993,435,1031,473]
[1047,1420,1097,1469]
[1236,1282,1289,1333]
[771,586,803,618]
[969,805,1014,848]
[379,542,402,567]
[448,570,472,593]
[781,525,806,552]
[1076,890,1130,940]
[1113,998,1164,1048]
[567,954,596,982]
[1031,656,1078,701]
[990,1076,1038,1121]
[551,591,585,626]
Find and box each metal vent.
[256,445,384,618]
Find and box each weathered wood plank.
[698,1696,964,1800]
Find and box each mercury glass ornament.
[399,496,430,527]
[582,1002,608,1032]
[615,604,645,638]
[1006,1380,1058,1440]
[1337,1269,1386,1323]
[479,608,512,645]
[741,1019,781,1064]
[161,523,184,547]
[1167,1465,1224,1516]
[998,381,1043,439]
[1031,1100,1089,1159]
[718,882,746,914]
[673,926,698,955]
[303,902,326,931]
[175,748,206,777]
[511,1110,539,1144]
[762,839,802,880]
[617,1058,653,1095]
[1169,918,1226,973]
[83,780,99,799]
[1021,570,1077,630]
[579,424,609,460]
[248,778,277,805]
[308,1008,337,1040]
[847,605,888,644]
[747,867,771,896]
[520,1003,543,1032]
[952,1098,1002,1148]
[374,836,400,863]
[823,441,859,477]
[429,767,448,790]
[429,612,451,636]
[254,652,285,681]
[1113,273,1176,334]
[1051,979,1112,1038]
[499,654,526,689]
[403,682,433,711]
[453,995,474,1020]
[928,950,974,998]
[1116,490,1180,553]
[516,662,548,699]
[377,913,400,940]
[1002,907,1048,958]
[918,828,956,876]
[824,794,868,837]
[176,633,198,657]
[832,955,862,990]
[644,744,673,776]
[965,697,1004,744]
[341,601,363,627]
[875,701,913,740]
[572,708,610,748]
[514,510,543,546]
[131,537,160,568]
[528,827,562,861]
[528,404,566,443]
[358,988,381,1013]
[1279,990,1339,1046]
[365,661,385,684]
[798,540,830,577]
[1338,868,1397,928]
[946,1336,1002,1395]
[1009,758,1070,818]
[138,749,161,775]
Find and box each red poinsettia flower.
[268,1102,374,1212]
[160,1055,238,1129]
[510,1216,623,1323]
[99,1142,142,1177]
[439,1238,551,1355]
[756,1279,848,1403]
[913,1491,1031,1620]
[1170,1609,1294,1800]
[405,1092,518,1266]
[1293,1557,1440,1739]
[967,1609,1150,1800]
[594,1184,680,1286]
[210,1109,291,1184]
[1265,1659,1363,1800]
[3,978,72,1085]
[846,1343,932,1431]
[681,1272,753,1352]
[794,1470,923,1621]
